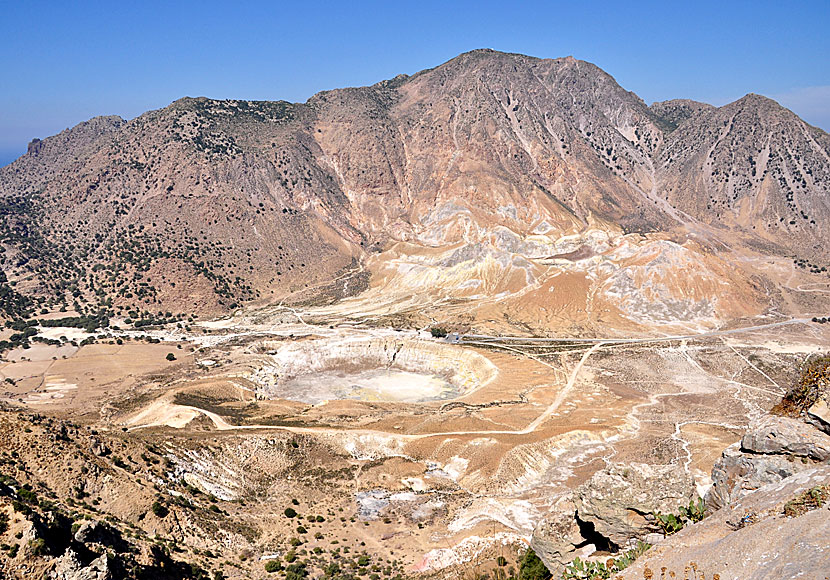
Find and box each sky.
[1,0,828,167]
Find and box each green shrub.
[783,485,830,517]
[151,501,169,518]
[518,548,551,580]
[679,497,706,523]
[429,327,448,338]
[264,560,282,573]
[284,507,297,518]
[562,541,651,579]
[17,488,37,504]
[27,538,48,556]
[654,510,684,535]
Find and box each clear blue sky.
[1,0,828,167]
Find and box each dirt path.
[129,318,810,443]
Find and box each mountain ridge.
[1,49,828,331]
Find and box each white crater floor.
[273,368,458,404]
[250,336,498,405]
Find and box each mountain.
[1,49,828,331]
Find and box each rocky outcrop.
[574,463,696,549]
[531,463,696,575]
[529,497,586,574]
[615,466,830,580]
[50,549,110,580]
[705,415,830,510]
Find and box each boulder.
[741,415,830,460]
[72,519,125,550]
[529,496,583,576]
[706,415,830,510]
[706,443,811,510]
[531,463,697,574]
[50,549,110,580]
[574,463,696,549]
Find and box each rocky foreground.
[532,372,830,579]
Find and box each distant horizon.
[2,0,828,168]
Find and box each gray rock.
[741,415,830,460]
[574,462,696,549]
[706,447,810,510]
[530,496,582,577]
[50,549,110,580]
[532,463,697,574]
[706,415,830,510]
[72,520,99,544]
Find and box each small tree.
[430,327,448,338]
[166,353,176,361]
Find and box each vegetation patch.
[772,355,830,417]
[562,541,651,579]
[783,485,830,517]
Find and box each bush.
[17,488,37,504]
[429,327,448,338]
[679,497,706,523]
[783,485,830,517]
[562,541,651,579]
[166,353,176,361]
[653,510,684,535]
[264,560,282,573]
[27,538,48,556]
[151,501,169,518]
[284,507,297,518]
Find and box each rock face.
[706,415,830,510]
[574,463,696,548]
[531,463,696,575]
[50,549,110,580]
[530,497,585,575]
[533,411,830,578]
[615,466,830,580]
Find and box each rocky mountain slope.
[1,49,829,329]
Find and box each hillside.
[0,49,829,334]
